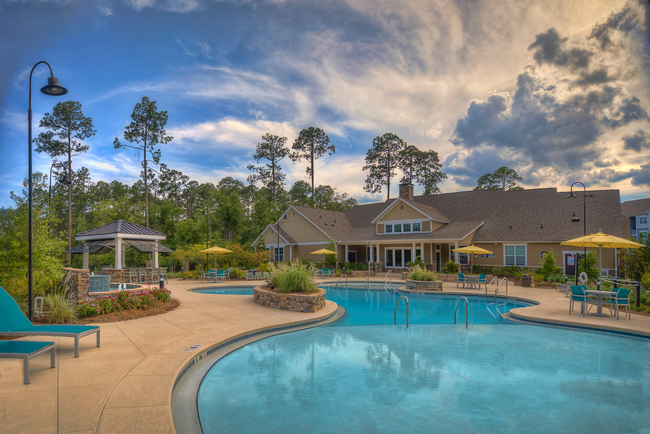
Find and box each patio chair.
[0,287,100,358]
[457,273,466,288]
[246,271,255,281]
[158,267,168,283]
[215,270,225,282]
[569,285,594,317]
[478,274,487,289]
[263,272,270,280]
[207,269,217,283]
[138,268,147,284]
[200,271,206,283]
[224,269,231,282]
[128,268,139,283]
[556,283,571,297]
[151,268,160,285]
[604,288,631,320]
[0,340,56,384]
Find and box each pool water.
[196,284,650,433]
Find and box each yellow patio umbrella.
[311,248,337,268]
[560,231,644,280]
[452,245,493,274]
[199,246,233,269]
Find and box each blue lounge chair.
[0,340,55,384]
[0,287,100,358]
[457,273,466,288]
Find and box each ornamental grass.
[269,261,320,293]
[408,265,437,281]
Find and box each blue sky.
[1,0,649,209]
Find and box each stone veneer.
[405,279,443,291]
[350,270,376,278]
[62,267,90,304]
[400,273,495,282]
[254,285,326,313]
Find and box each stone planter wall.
[405,280,443,291]
[85,285,149,301]
[62,267,90,304]
[254,285,326,313]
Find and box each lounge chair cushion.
[0,340,54,355]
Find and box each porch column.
[345,245,349,263]
[430,243,433,265]
[289,245,292,261]
[83,251,89,270]
[153,241,159,268]
[454,241,459,264]
[412,243,416,262]
[121,243,126,268]
[115,238,122,270]
[420,243,424,262]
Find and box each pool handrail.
[485,277,508,299]
[454,296,469,328]
[394,295,409,328]
[336,274,348,289]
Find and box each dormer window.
[379,220,426,235]
[413,222,421,231]
[385,224,393,233]
[394,224,402,233]
[403,223,411,232]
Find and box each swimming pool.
[191,284,650,433]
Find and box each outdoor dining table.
[464,275,479,289]
[584,290,611,317]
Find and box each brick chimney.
[399,183,414,201]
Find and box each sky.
[1,0,649,209]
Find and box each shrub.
[43,294,78,324]
[76,289,173,319]
[443,261,460,273]
[499,266,520,277]
[408,265,436,281]
[577,251,599,283]
[269,261,319,293]
[406,258,426,268]
[539,250,562,279]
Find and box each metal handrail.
[485,277,508,299]
[365,275,369,289]
[384,269,392,283]
[454,296,469,328]
[336,274,348,289]
[394,295,409,328]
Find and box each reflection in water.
[198,324,650,434]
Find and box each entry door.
[436,252,441,271]
[564,253,585,276]
[347,251,357,263]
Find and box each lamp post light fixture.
[276,213,288,263]
[28,61,68,322]
[567,181,587,285]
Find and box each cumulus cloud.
[447,4,650,189]
[622,129,650,151]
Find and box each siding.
[283,211,330,243]
[294,244,332,262]
[441,244,450,264]
[461,229,476,243]
[261,228,283,247]
[379,204,427,222]
[424,243,432,264]
[430,221,445,231]
[472,243,503,266]
[378,224,384,234]
[422,221,431,231]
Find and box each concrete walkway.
[1,278,649,434]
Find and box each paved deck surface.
[1,277,649,434]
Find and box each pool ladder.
[383,270,392,293]
[454,297,469,328]
[336,274,348,289]
[394,295,409,328]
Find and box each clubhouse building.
[253,184,624,276]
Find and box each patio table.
[584,290,611,317]
[464,275,479,289]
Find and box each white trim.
[371,197,450,224]
[458,222,485,241]
[379,219,428,235]
[384,247,416,268]
[76,233,166,241]
[294,241,332,246]
[503,243,527,267]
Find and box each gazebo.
[65,220,173,270]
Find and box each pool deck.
[1,277,649,434]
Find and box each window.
[413,222,421,232]
[403,223,411,232]
[385,224,393,233]
[367,247,370,262]
[505,245,526,266]
[394,224,402,233]
[415,249,421,261]
[386,250,394,267]
[640,216,648,225]
[273,247,284,262]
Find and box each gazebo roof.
[76,220,166,240]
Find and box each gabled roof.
[252,224,298,246]
[621,197,650,216]
[371,197,450,224]
[290,206,351,241]
[343,221,484,243]
[76,220,165,237]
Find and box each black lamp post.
[276,214,288,263]
[28,61,67,322]
[202,210,209,266]
[567,182,587,285]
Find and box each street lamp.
[28,61,68,321]
[276,213,288,263]
[202,210,209,266]
[567,181,587,285]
